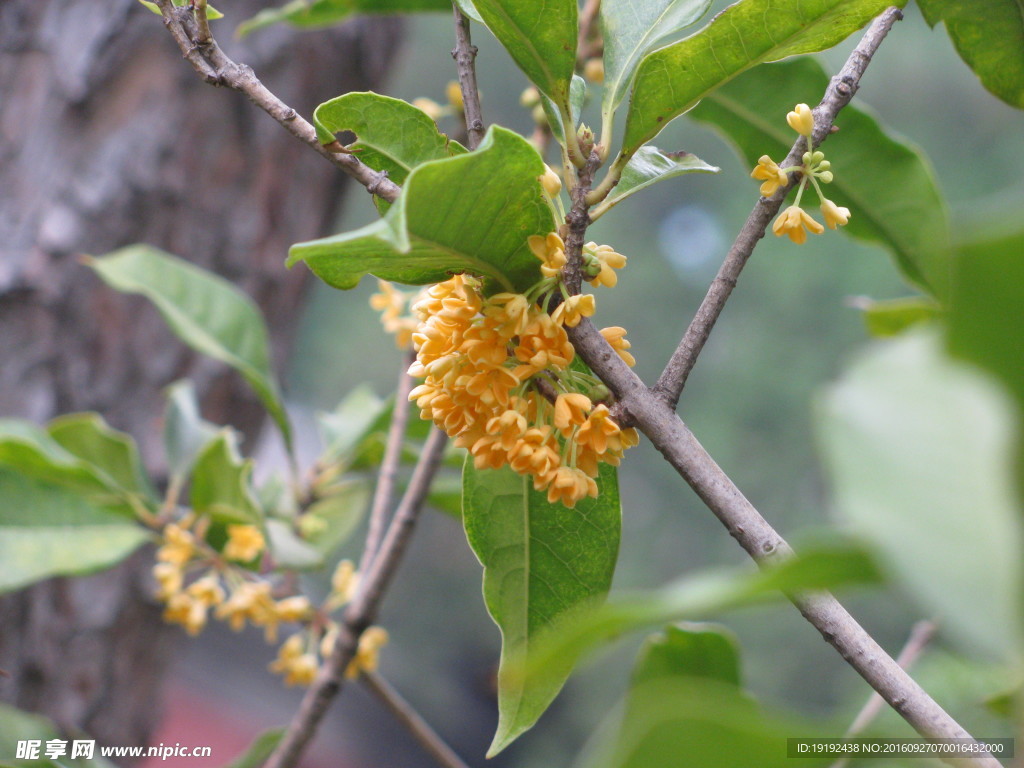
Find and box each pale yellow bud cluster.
[405,238,638,507]
[753,104,852,245]
[370,280,420,349]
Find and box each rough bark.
[0,0,400,757]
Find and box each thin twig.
[452,4,485,150]
[652,7,903,409]
[154,0,401,203]
[577,0,602,63]
[362,671,474,768]
[830,621,938,768]
[264,428,449,768]
[359,350,417,574]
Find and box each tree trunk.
[0,0,400,757]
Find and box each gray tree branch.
[154,0,401,203]
[264,428,449,768]
[652,7,903,408]
[452,4,485,150]
[362,670,474,768]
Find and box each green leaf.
[289,126,555,294]
[0,469,150,594]
[596,146,718,214]
[190,431,262,525]
[48,414,155,501]
[311,92,466,199]
[317,386,388,464]
[237,0,451,37]
[632,623,742,688]
[301,481,371,555]
[0,420,117,496]
[947,229,1024,411]
[163,380,219,482]
[462,460,621,756]
[918,0,1024,109]
[600,0,712,122]
[528,539,881,686]
[817,331,1024,661]
[855,296,941,338]
[223,729,286,768]
[266,519,324,570]
[87,246,292,451]
[620,0,907,158]
[471,0,577,104]
[689,57,951,300]
[540,75,587,149]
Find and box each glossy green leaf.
[528,539,880,685]
[471,0,577,105]
[0,419,122,497]
[633,623,742,687]
[463,460,621,756]
[266,519,324,570]
[190,431,262,525]
[48,413,155,501]
[238,0,451,37]
[587,679,825,768]
[817,331,1024,661]
[0,469,150,594]
[948,229,1024,410]
[301,481,371,555]
[289,126,554,294]
[88,246,292,450]
[163,380,219,482]
[540,75,587,149]
[600,0,711,120]
[596,146,718,215]
[855,296,941,338]
[311,92,466,194]
[223,729,286,768]
[317,386,388,464]
[918,0,1024,109]
[689,57,951,300]
[620,0,907,158]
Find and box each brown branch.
[452,5,486,150]
[154,0,401,203]
[264,428,449,768]
[652,7,903,409]
[359,349,417,574]
[830,621,937,768]
[362,671,474,768]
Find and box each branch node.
[367,170,390,197]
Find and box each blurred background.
[2,1,1022,766]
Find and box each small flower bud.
[539,165,562,196]
[445,80,464,111]
[802,152,812,165]
[811,151,825,163]
[815,160,831,171]
[531,104,548,126]
[520,86,541,108]
[411,97,443,122]
[583,58,604,84]
[786,103,814,137]
[576,124,595,157]
[818,170,834,183]
[582,251,602,280]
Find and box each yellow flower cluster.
[370,281,419,349]
[270,561,387,687]
[154,521,312,641]
[400,236,638,508]
[751,103,852,245]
